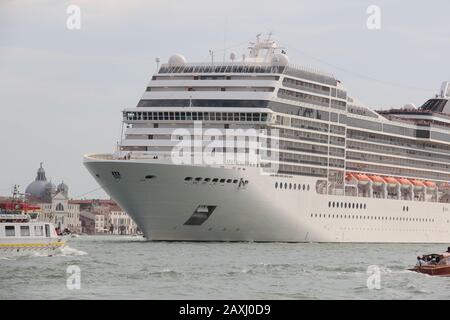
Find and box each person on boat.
[416,256,427,266]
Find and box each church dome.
[25,163,55,201]
[25,180,49,199]
[57,181,69,196]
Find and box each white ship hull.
[84,155,450,243]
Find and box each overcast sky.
[0,0,449,198]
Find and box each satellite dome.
[271,53,289,66]
[403,103,416,110]
[168,54,187,66]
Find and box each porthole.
[280,183,283,189]
[328,201,331,208]
[285,183,288,189]
[352,203,355,209]
[307,185,310,191]
[275,182,278,189]
[356,204,359,209]
[302,184,305,190]
[294,184,297,190]
[289,183,292,190]
[332,202,335,208]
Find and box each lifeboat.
[424,181,437,190]
[439,182,450,191]
[409,251,450,276]
[398,178,412,189]
[353,173,371,186]
[410,179,426,191]
[345,173,356,182]
[383,177,399,188]
[369,175,384,186]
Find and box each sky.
[0,0,449,198]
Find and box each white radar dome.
[403,103,416,110]
[168,54,187,66]
[271,53,289,66]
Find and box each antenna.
[223,18,227,63]
[209,50,214,66]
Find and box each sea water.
[1,236,449,299]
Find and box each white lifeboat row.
[345,173,441,191]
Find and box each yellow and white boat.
[0,200,65,257]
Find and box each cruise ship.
[84,34,450,242]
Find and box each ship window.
[284,183,288,189]
[332,202,335,208]
[289,183,292,189]
[56,203,64,211]
[226,179,232,183]
[220,179,226,183]
[34,225,43,236]
[20,226,30,237]
[184,177,193,181]
[212,178,219,183]
[5,226,15,237]
[205,178,211,182]
[195,177,203,182]
[294,184,297,190]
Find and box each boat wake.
[59,245,88,256]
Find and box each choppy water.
[1,236,450,299]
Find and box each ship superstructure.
[84,35,450,242]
